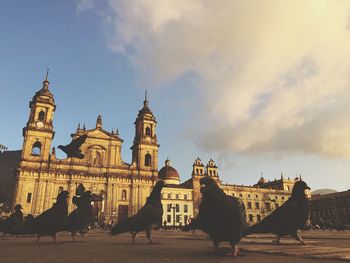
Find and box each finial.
[45,68,49,81]
[143,90,149,107]
[42,68,50,90]
[96,115,102,128]
[116,128,119,135]
[111,128,114,135]
[83,124,86,130]
[77,123,81,130]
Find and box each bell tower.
[131,91,159,172]
[21,71,56,162]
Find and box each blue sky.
[1,1,350,191]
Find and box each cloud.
[80,0,350,157]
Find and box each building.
[311,190,350,228]
[157,157,297,226]
[14,75,159,222]
[159,159,194,227]
[13,75,298,225]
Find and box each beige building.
[14,75,298,225]
[14,76,159,222]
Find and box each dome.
[158,159,180,185]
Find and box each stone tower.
[191,157,205,215]
[21,72,56,162]
[131,91,159,173]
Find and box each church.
[14,75,160,222]
[13,74,298,225]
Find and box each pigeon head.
[75,183,86,196]
[57,190,69,202]
[199,176,222,196]
[14,204,23,211]
[292,180,311,198]
[57,145,64,150]
[147,180,165,204]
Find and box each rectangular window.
[176,194,179,199]
[255,202,260,209]
[184,194,188,200]
[184,204,188,213]
[26,193,32,203]
[249,214,253,222]
[176,204,179,212]
[176,215,181,223]
[167,193,171,199]
[257,214,261,221]
[167,204,172,212]
[265,202,271,211]
[167,215,171,223]
[247,202,252,209]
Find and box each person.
[163,220,167,230]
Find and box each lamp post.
[171,205,176,229]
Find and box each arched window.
[122,190,127,201]
[196,168,199,175]
[145,126,151,136]
[209,170,212,176]
[38,110,45,121]
[145,153,152,166]
[31,141,41,156]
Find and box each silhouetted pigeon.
[58,134,87,159]
[183,177,246,256]
[244,180,310,245]
[110,181,164,243]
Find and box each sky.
[1,0,350,191]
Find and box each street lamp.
[171,205,176,228]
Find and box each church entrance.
[117,205,128,222]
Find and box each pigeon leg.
[52,233,57,244]
[272,235,281,245]
[212,240,220,253]
[225,244,239,257]
[293,232,306,245]
[146,227,154,244]
[131,232,137,244]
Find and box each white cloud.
[82,0,350,157]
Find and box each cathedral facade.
[14,76,159,222]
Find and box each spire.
[116,128,119,136]
[96,115,102,128]
[83,124,86,130]
[144,90,149,107]
[42,68,50,90]
[77,123,81,131]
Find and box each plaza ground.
[0,230,350,263]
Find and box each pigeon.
[183,176,246,256]
[110,180,164,243]
[58,134,87,159]
[244,180,310,245]
[19,191,69,243]
[65,189,103,241]
[10,214,35,236]
[0,204,23,237]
